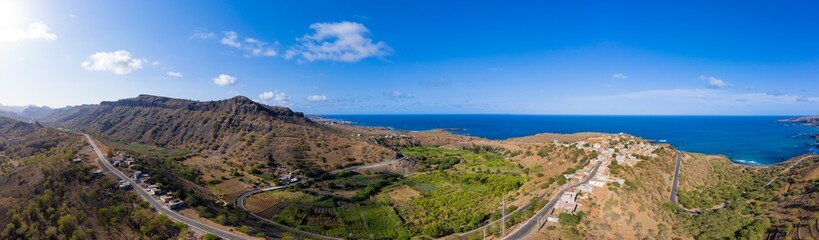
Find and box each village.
[107,151,187,211]
[546,134,660,223]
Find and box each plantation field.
[399,171,524,237]
[334,204,412,239]
[248,146,527,239]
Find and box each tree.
[558,212,585,226]
[58,214,76,235]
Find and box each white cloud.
[219,31,277,57]
[81,50,145,75]
[286,21,391,62]
[391,90,413,98]
[220,31,241,48]
[190,28,216,40]
[612,73,629,79]
[151,61,160,66]
[307,95,328,101]
[260,91,290,104]
[552,87,819,115]
[259,91,274,100]
[700,75,728,89]
[599,88,811,104]
[212,74,237,86]
[167,71,183,77]
[2,22,57,41]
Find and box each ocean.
[324,115,819,165]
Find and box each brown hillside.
[45,95,398,172]
[0,116,75,162]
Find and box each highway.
[83,134,250,240]
[501,161,602,240]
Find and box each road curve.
[501,161,603,240]
[668,150,702,215]
[83,134,250,240]
[234,186,341,240]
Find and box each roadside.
[83,134,254,240]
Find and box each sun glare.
[0,1,26,30]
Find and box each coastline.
[322,114,819,166]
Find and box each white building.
[560,191,578,202]
[576,184,594,194]
[589,179,606,187]
[160,195,174,203]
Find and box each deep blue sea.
[325,115,819,165]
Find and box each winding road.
[670,151,814,215]
[234,185,341,240]
[501,161,603,240]
[83,134,250,240]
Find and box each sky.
[1,1,819,115]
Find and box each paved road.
[667,150,703,215]
[501,161,603,240]
[234,186,341,240]
[670,151,814,215]
[83,134,250,240]
[669,151,682,203]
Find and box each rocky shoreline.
[779,116,819,126]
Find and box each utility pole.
[501,198,506,236]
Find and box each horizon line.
[313,113,809,117]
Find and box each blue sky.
[1,1,819,115]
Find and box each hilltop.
[0,116,193,239]
[35,95,397,174]
[1,96,818,239]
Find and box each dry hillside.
[0,117,190,239]
[43,95,398,173]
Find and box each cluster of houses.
[132,171,187,210]
[556,134,660,167]
[308,116,352,125]
[111,151,140,169]
[546,134,657,223]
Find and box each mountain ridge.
[36,94,397,173]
